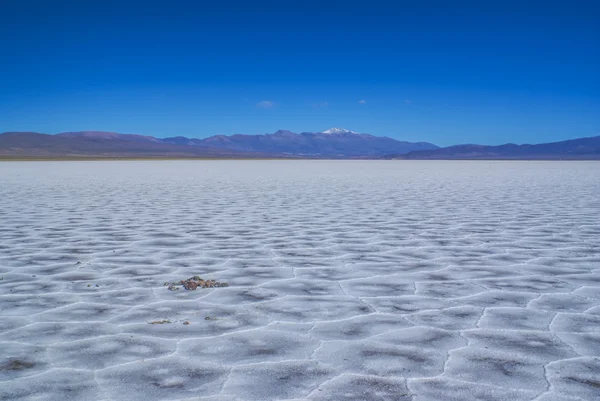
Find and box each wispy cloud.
[312,101,329,109]
[256,100,275,108]
[404,99,412,104]
[358,99,367,104]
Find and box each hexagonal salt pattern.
[1,160,599,400]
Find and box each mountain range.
[0,128,437,158]
[1,129,599,159]
[395,135,600,160]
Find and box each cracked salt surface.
[1,160,599,401]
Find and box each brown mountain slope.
[0,132,268,158]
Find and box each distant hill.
[0,129,438,158]
[0,131,259,158]
[3,130,598,159]
[162,128,438,157]
[388,136,600,160]
[56,131,162,143]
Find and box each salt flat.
[1,160,599,401]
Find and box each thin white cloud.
[256,100,275,108]
[312,101,329,109]
[358,99,367,104]
[404,99,412,104]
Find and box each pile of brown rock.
[166,276,229,291]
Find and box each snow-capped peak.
[322,128,359,134]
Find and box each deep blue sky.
[1,0,598,146]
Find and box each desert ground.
[1,160,599,401]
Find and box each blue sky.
[1,0,598,146]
